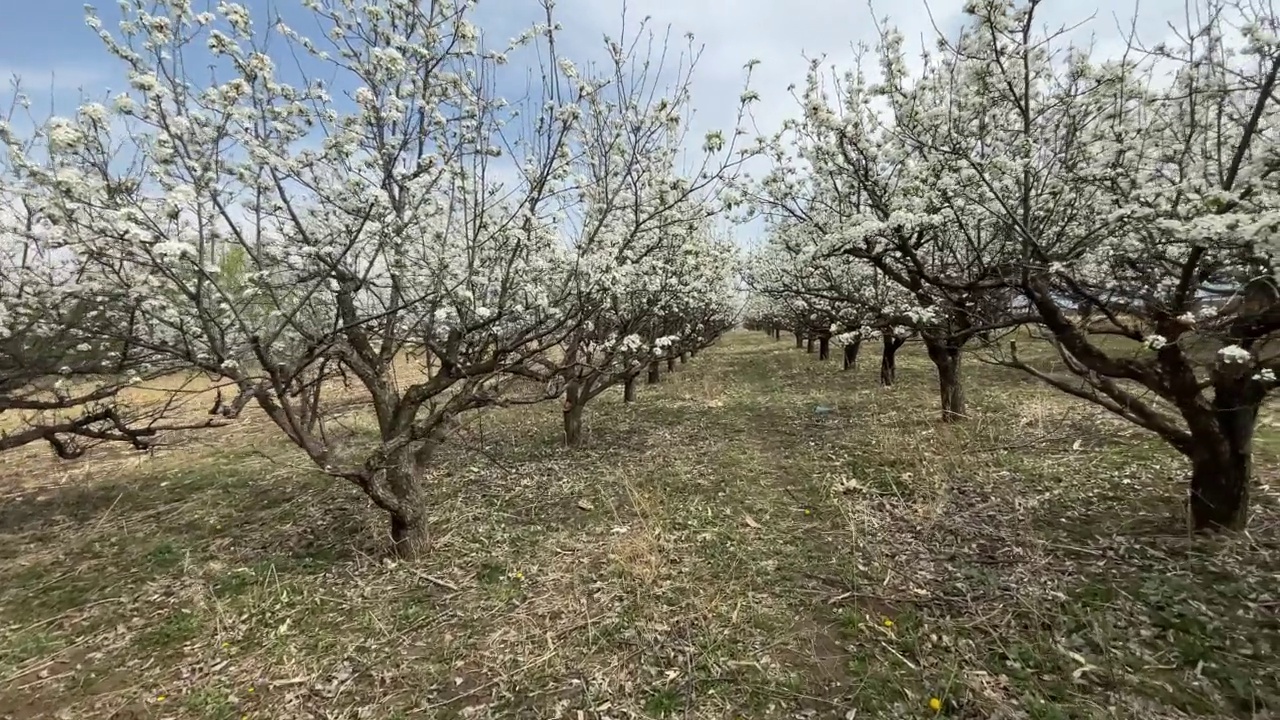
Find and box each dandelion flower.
[156,695,167,702]
[929,697,942,712]
[883,618,894,628]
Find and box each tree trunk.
[794,332,803,349]
[880,335,899,386]
[1188,385,1259,530]
[925,340,966,422]
[647,360,661,384]
[389,512,430,559]
[843,339,861,371]
[1189,449,1250,530]
[381,454,431,559]
[563,403,584,447]
[806,337,815,353]
[818,335,830,360]
[623,375,636,402]
[680,352,688,364]
[666,356,676,372]
[774,328,782,340]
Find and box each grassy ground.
[2,332,1279,719]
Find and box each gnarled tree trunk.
[380,453,431,559]
[880,335,901,386]
[806,337,815,353]
[794,331,803,349]
[843,338,861,370]
[623,374,637,402]
[666,356,676,372]
[818,335,830,360]
[925,340,965,422]
[562,383,586,447]
[680,352,688,364]
[563,404,584,447]
[1189,383,1259,530]
[1190,448,1250,530]
[647,360,661,384]
[389,512,429,559]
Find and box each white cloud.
[531,0,1192,245]
[0,0,1200,255]
[549,0,1192,136]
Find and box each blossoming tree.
[512,36,756,447]
[746,46,1033,420]
[744,222,925,383]
[553,213,742,446]
[0,0,751,556]
[0,105,230,457]
[864,0,1280,529]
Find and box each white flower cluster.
[1218,345,1253,364]
[0,0,760,461]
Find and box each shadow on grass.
[0,461,378,598]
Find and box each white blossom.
[1219,345,1253,364]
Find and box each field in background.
[0,350,441,461]
[2,332,1278,719]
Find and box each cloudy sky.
[0,0,1191,244]
[0,0,1190,113]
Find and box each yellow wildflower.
[156,695,167,702]
[883,618,894,628]
[929,697,942,712]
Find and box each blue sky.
[2,0,1186,131]
[1,3,111,104]
[1,0,1191,247]
[0,2,558,113]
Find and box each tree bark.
[563,403,584,447]
[773,328,782,340]
[925,340,966,422]
[1189,449,1250,530]
[1188,384,1259,530]
[389,512,430,559]
[680,352,688,364]
[818,335,830,360]
[623,375,636,402]
[647,360,661,384]
[806,337,815,353]
[843,339,861,371]
[666,356,676,372]
[794,331,803,349]
[381,454,431,559]
[880,335,900,386]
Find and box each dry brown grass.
[1,333,1279,719]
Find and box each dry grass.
[1,333,1279,719]
[0,351,438,481]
